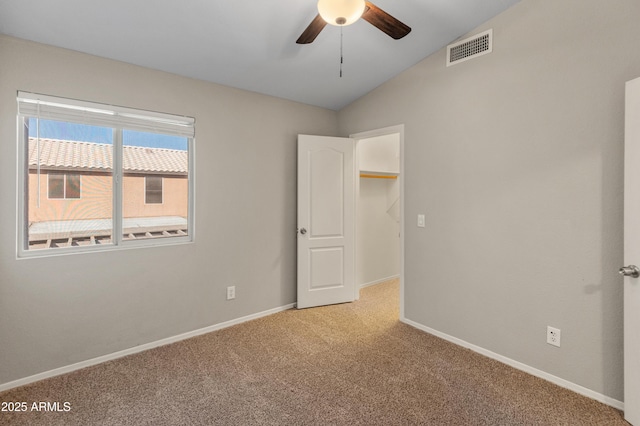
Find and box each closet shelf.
[359,170,399,179]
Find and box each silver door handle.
[299,228,307,235]
[619,265,640,278]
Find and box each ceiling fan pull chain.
[339,26,343,77]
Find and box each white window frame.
[17,91,196,258]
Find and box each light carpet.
[0,279,628,425]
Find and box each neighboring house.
[27,137,188,247]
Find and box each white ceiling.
[0,0,520,110]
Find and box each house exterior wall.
[27,171,188,224]
[123,174,188,218]
[28,171,112,223]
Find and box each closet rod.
[359,174,398,179]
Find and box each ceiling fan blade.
[296,14,327,44]
[362,1,411,40]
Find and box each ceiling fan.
[296,0,411,44]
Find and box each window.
[17,92,195,256]
[145,176,163,204]
[48,173,81,199]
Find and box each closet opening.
[352,125,404,316]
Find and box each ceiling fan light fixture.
[317,0,366,26]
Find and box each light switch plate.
[226,286,236,300]
[417,214,425,228]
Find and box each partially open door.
[297,134,355,309]
[622,76,640,425]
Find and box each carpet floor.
[0,279,628,425]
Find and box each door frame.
[350,124,405,319]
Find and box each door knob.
[619,265,640,278]
[299,228,307,235]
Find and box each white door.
[622,76,640,425]
[297,134,355,309]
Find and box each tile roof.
[28,138,188,174]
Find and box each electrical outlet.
[226,286,236,300]
[547,326,561,347]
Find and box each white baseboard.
[0,303,296,393]
[360,274,400,288]
[400,317,624,411]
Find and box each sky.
[28,118,188,150]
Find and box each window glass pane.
[48,174,64,199]
[26,118,113,251]
[66,174,81,199]
[145,176,163,204]
[123,130,188,241]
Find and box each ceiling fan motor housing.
[296,0,411,44]
[317,0,366,26]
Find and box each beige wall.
[339,0,640,402]
[0,35,338,386]
[357,177,400,286]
